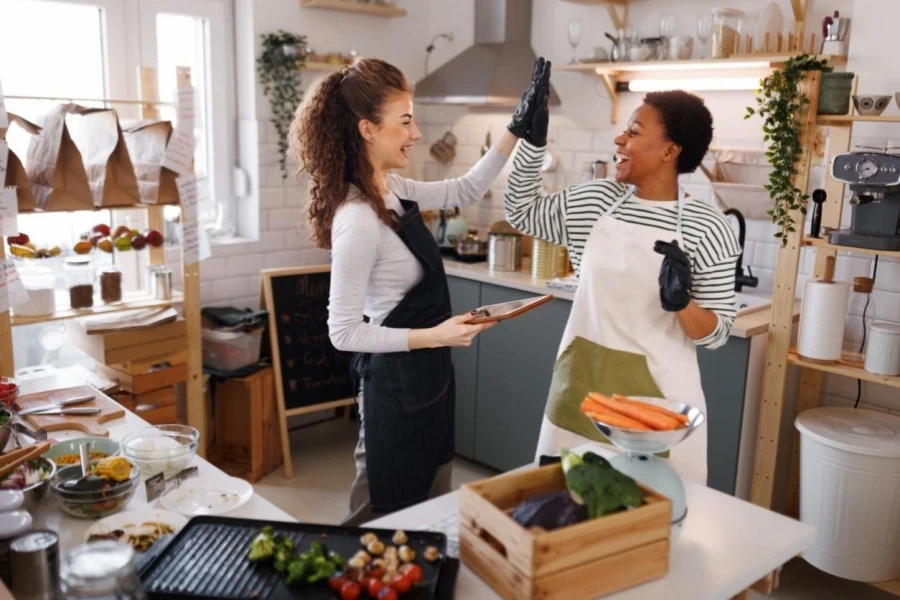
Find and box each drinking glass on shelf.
[659,14,675,59]
[567,18,582,64]
[696,14,711,59]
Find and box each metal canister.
[10,530,59,600]
[531,239,570,280]
[488,232,523,272]
[149,266,173,300]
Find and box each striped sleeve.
[688,212,741,349]
[504,141,568,247]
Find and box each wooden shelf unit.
[10,293,184,327]
[801,237,900,259]
[817,114,900,124]
[555,54,845,124]
[0,66,207,456]
[300,0,406,17]
[787,350,900,390]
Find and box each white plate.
[85,509,188,552]
[160,475,253,516]
[755,3,784,51]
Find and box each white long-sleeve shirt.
[327,148,508,354]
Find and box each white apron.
[535,186,708,485]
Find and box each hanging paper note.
[163,129,194,175]
[177,174,201,265]
[0,187,18,237]
[0,80,8,129]
[0,140,8,182]
[176,85,195,132]
[0,259,28,314]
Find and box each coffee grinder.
[829,150,900,251]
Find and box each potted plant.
[257,31,308,179]
[745,54,850,245]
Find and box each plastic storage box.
[201,326,264,372]
[797,407,900,582]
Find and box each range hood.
[415,0,560,107]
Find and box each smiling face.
[361,90,422,174]
[612,103,681,186]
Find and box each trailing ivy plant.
[745,54,832,245]
[257,31,308,179]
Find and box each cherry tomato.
[377,588,398,600]
[340,580,361,600]
[366,578,386,597]
[400,564,423,584]
[390,574,411,594]
[366,563,385,578]
[329,574,347,592]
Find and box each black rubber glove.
[654,240,692,312]
[508,57,551,147]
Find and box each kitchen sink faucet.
[724,208,759,292]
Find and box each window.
[0,0,237,239]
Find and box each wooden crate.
[67,319,187,365]
[459,464,671,600]
[208,367,283,483]
[111,386,179,426]
[96,363,188,395]
[109,349,188,375]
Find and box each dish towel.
[547,274,578,292]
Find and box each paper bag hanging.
[63,104,141,208]
[122,120,180,205]
[25,104,93,211]
[3,113,41,212]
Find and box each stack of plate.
[531,239,569,280]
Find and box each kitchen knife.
[17,395,95,416]
[25,407,101,417]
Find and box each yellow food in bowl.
[53,451,110,465]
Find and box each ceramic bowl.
[853,95,891,116]
[46,437,122,467]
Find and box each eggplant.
[511,491,588,531]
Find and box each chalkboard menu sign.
[262,267,355,413]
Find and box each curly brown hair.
[290,58,409,249]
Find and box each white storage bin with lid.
[864,322,900,376]
[201,326,264,372]
[796,408,900,582]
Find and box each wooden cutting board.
[13,386,126,437]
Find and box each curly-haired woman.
[292,57,552,524]
[505,90,740,487]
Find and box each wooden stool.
[208,366,283,482]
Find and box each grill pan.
[138,516,449,599]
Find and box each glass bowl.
[120,425,199,478]
[50,459,140,519]
[0,377,20,408]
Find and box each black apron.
[350,198,455,514]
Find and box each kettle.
[433,207,468,248]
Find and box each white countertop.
[368,443,816,600]
[443,259,794,339]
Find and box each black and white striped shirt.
[505,141,741,349]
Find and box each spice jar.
[65,256,95,310]
[60,541,146,599]
[100,267,122,304]
[710,8,744,58]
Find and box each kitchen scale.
[589,398,705,528]
[828,149,900,251]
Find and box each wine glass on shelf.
[696,14,711,59]
[659,14,675,60]
[567,18,582,64]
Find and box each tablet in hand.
[469,295,554,324]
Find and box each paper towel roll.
[798,280,850,361]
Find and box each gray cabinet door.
[474,284,572,471]
[447,276,482,459]
[697,337,750,496]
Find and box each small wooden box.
[208,367,283,483]
[110,386,179,426]
[67,319,187,365]
[96,363,188,395]
[459,464,671,600]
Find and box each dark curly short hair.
[643,91,714,174]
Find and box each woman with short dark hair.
[505,88,740,485]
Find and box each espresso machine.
[828,150,900,251]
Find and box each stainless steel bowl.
[588,397,706,455]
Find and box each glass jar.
[64,257,95,310]
[60,541,145,600]
[842,277,877,365]
[710,8,744,58]
[14,265,56,317]
[99,267,122,304]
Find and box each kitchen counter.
[367,442,816,600]
[443,258,800,338]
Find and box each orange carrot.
[587,392,678,431]
[580,397,651,431]
[611,394,689,425]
